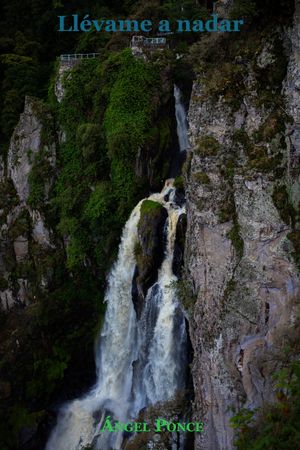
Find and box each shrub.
[84,182,112,221]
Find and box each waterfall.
[174,85,190,152]
[46,181,187,450]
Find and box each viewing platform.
[59,53,100,66]
[130,36,167,48]
[130,36,168,57]
[60,53,100,61]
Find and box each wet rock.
[132,200,168,318]
[172,213,187,278]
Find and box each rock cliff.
[185,3,300,449]
[0,96,56,310]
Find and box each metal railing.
[131,36,167,47]
[60,53,100,61]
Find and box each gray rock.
[7,97,55,203]
[55,61,74,102]
[185,8,300,450]
[13,236,29,262]
[0,289,15,310]
[1,97,57,310]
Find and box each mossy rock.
[273,186,296,227]
[174,176,184,192]
[132,200,168,317]
[227,222,244,260]
[233,130,251,150]
[140,200,163,215]
[193,171,211,184]
[245,144,283,173]
[182,151,193,176]
[219,195,236,223]
[174,278,197,312]
[254,110,286,143]
[203,62,246,109]
[195,136,220,157]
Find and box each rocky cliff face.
[0,96,56,310]
[185,4,300,450]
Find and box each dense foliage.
[55,49,164,271]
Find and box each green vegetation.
[55,50,167,271]
[272,186,297,228]
[140,199,162,214]
[218,200,235,223]
[182,151,193,177]
[232,122,285,176]
[104,50,158,158]
[28,155,55,211]
[245,144,279,172]
[233,130,251,149]
[223,278,237,303]
[231,319,300,450]
[227,221,244,260]
[10,209,31,240]
[174,175,184,191]
[193,171,211,185]
[0,272,104,450]
[253,110,287,143]
[203,62,247,109]
[174,278,197,313]
[195,135,220,157]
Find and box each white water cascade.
[46,181,187,450]
[174,84,190,152]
